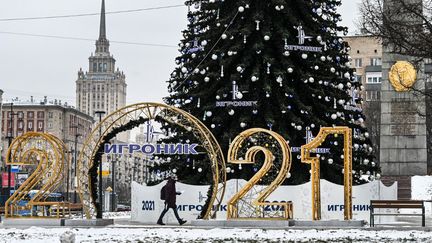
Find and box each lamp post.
[4,103,17,198]
[145,156,149,185]
[0,89,3,168]
[111,155,115,212]
[66,147,72,202]
[71,122,81,203]
[94,111,105,219]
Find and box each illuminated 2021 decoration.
[301,127,352,220]
[5,109,353,222]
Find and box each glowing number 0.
[301,126,352,220]
[227,128,293,220]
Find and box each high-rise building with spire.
[76,0,127,122]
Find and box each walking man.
[157,177,187,225]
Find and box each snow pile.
[59,230,75,243]
[1,227,432,242]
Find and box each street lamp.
[4,103,17,198]
[0,89,3,168]
[94,110,105,219]
[111,154,116,212]
[71,122,82,203]
[66,147,73,202]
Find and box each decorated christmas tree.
[160,0,380,185]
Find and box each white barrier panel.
[131,179,397,224]
[412,175,432,213]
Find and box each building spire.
[99,0,106,40]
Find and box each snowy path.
[1,227,432,242]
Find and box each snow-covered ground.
[0,227,432,242]
[1,177,430,242]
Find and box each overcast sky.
[0,0,363,106]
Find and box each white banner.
[411,175,432,213]
[131,179,397,224]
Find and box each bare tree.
[360,0,432,101]
[360,0,429,62]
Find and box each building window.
[365,91,380,101]
[37,111,44,119]
[354,58,362,68]
[93,63,97,72]
[103,63,107,72]
[48,122,53,129]
[37,121,44,131]
[371,58,382,66]
[366,91,372,101]
[27,121,34,131]
[17,112,24,119]
[18,121,24,130]
[27,111,34,119]
[98,63,102,72]
[367,77,382,83]
[48,112,53,118]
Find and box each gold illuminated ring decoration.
[301,127,352,220]
[77,102,226,219]
[227,128,293,220]
[5,132,69,218]
[389,61,417,92]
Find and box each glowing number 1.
[301,127,352,220]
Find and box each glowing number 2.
[301,126,352,220]
[5,132,69,218]
[227,128,293,219]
